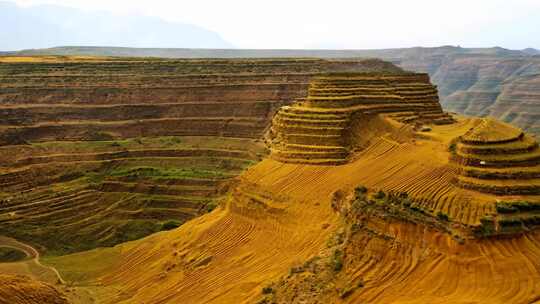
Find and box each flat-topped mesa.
[269,73,454,165]
[452,118,540,195]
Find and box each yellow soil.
[44,115,540,303]
[0,274,68,304]
[461,117,523,143]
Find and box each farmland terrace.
[1,57,540,304]
[0,56,401,255]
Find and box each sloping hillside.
[0,56,401,255]
[0,275,68,304]
[44,114,540,304]
[1,58,539,304]
[40,74,540,304]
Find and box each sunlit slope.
[0,275,68,304]
[46,115,540,303]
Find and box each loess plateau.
[0,56,539,304]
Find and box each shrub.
[340,287,354,299]
[499,217,522,226]
[331,249,344,272]
[410,204,424,214]
[398,192,409,199]
[436,211,449,221]
[496,203,518,214]
[350,223,361,235]
[205,201,218,213]
[475,216,496,237]
[262,286,273,295]
[0,248,27,262]
[354,185,368,197]
[401,198,412,208]
[508,201,540,212]
[351,200,363,213]
[373,190,386,200]
[161,220,183,231]
[289,266,305,275]
[448,142,457,153]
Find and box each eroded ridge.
[452,118,540,195]
[269,73,454,164]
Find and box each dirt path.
[0,236,65,285]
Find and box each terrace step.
[282,143,349,153]
[458,165,540,180]
[455,149,540,167]
[457,135,539,154]
[461,118,524,144]
[270,155,349,165]
[278,133,346,146]
[456,176,540,195]
[274,116,349,127]
[272,124,346,136]
[272,149,349,160]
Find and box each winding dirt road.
[0,236,65,285]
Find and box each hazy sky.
[8,0,540,49]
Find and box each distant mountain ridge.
[0,1,232,51]
[8,45,537,58]
[8,45,538,137]
[523,48,540,55]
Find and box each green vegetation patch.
[29,136,266,154]
[496,201,540,214]
[109,166,229,180]
[0,247,28,262]
[161,220,184,231]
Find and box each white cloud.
[7,0,540,49]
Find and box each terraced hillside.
[0,56,401,255]
[269,73,453,164]
[452,118,540,196]
[14,46,540,136]
[43,113,540,304]
[2,56,540,304]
